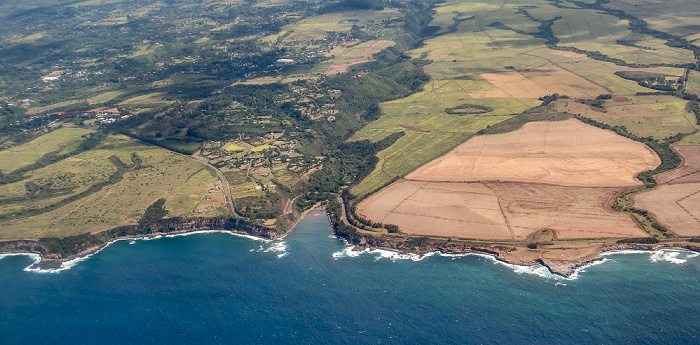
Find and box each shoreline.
[347,242,700,278]
[2,209,700,277]
[275,205,326,240]
[0,225,283,272]
[0,206,328,272]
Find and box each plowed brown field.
[468,66,607,99]
[407,119,660,187]
[358,180,646,240]
[359,119,659,240]
[657,146,700,184]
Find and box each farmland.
[276,9,404,42]
[633,146,700,236]
[26,91,125,115]
[315,40,396,74]
[605,0,700,38]
[406,119,660,187]
[119,92,176,107]
[0,128,94,173]
[555,95,699,140]
[359,180,645,240]
[358,119,657,240]
[350,0,698,197]
[687,71,700,97]
[548,6,694,65]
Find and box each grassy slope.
[0,134,218,239]
[0,128,94,173]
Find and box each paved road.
[192,151,241,218]
[284,195,301,215]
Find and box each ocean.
[2,210,700,344]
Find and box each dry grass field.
[27,90,126,115]
[359,180,645,240]
[657,146,700,185]
[407,119,659,187]
[634,183,700,237]
[316,40,395,74]
[633,146,700,236]
[469,65,608,99]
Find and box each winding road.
[192,151,241,218]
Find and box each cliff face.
[353,234,503,258]
[0,240,48,255]
[0,216,280,264]
[143,217,278,239]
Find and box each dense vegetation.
[476,101,572,136]
[616,237,660,244]
[687,101,700,125]
[444,104,493,115]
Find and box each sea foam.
[331,244,613,281]
[0,230,274,273]
[649,250,699,264]
[254,240,288,258]
[331,245,434,261]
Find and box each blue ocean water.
[2,210,700,344]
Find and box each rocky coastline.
[0,216,283,270]
[347,236,700,278]
[3,209,700,277]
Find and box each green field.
[605,0,700,38]
[165,168,219,215]
[687,71,700,96]
[119,92,175,107]
[277,9,404,42]
[0,128,94,173]
[555,95,699,140]
[251,144,273,152]
[0,133,218,239]
[548,6,694,66]
[224,143,245,152]
[27,91,125,115]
